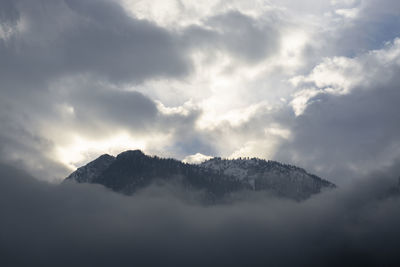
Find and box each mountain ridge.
[65,150,335,201]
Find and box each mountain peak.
[65,153,115,183]
[96,153,115,161]
[116,149,145,159]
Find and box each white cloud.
[120,0,279,28]
[182,153,213,164]
[335,7,359,19]
[290,38,400,115]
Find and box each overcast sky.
[1,2,400,265]
[1,0,400,184]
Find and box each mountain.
[65,150,335,201]
[200,157,335,200]
[66,154,115,183]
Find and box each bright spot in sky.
[55,133,146,170]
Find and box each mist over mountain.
[1,162,400,267]
[65,150,335,201]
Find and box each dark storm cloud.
[183,10,280,63]
[0,99,72,181]
[1,163,400,266]
[0,0,190,86]
[0,1,283,91]
[60,86,206,159]
[0,1,281,96]
[0,128,68,181]
[276,65,400,184]
[64,88,159,135]
[323,0,400,57]
[0,0,19,25]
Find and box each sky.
[1,0,400,185]
[2,1,400,265]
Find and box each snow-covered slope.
[65,154,115,183]
[201,157,335,199]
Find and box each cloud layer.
[1,163,400,266]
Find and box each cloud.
[275,38,400,184]
[303,0,400,58]
[0,0,190,87]
[0,74,203,179]
[63,86,159,135]
[182,153,213,164]
[0,0,195,178]
[183,10,280,63]
[0,0,19,27]
[1,163,400,266]
[1,0,399,187]
[0,0,284,179]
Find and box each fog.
[1,163,400,266]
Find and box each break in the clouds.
[1,0,400,184]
